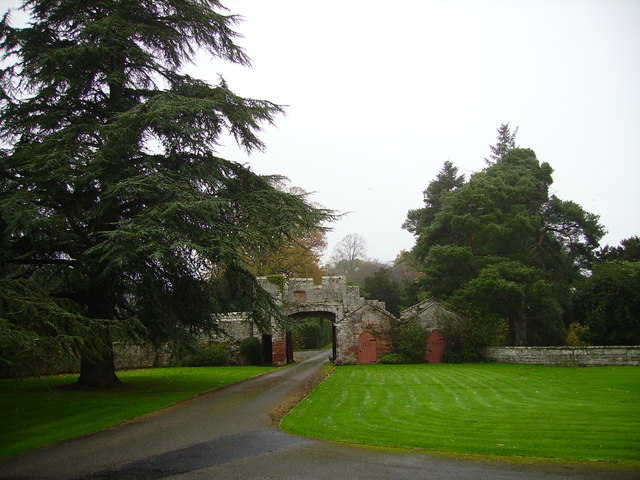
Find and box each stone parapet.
[484,346,640,366]
[280,276,353,306]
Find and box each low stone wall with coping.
[484,346,640,366]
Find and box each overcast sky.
[4,0,640,263]
[185,0,640,263]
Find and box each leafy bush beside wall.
[187,343,230,366]
[240,336,263,365]
[389,320,428,363]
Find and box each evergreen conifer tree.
[485,122,519,164]
[402,160,465,236]
[407,148,604,346]
[0,0,331,387]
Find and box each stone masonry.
[484,346,640,366]
[400,298,462,331]
[210,277,640,367]
[213,276,395,365]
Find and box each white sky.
[187,0,640,263]
[4,0,640,263]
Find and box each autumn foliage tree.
[246,179,328,283]
[249,229,327,283]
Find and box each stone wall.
[210,312,257,343]
[1,343,176,378]
[114,344,174,370]
[274,276,397,364]
[335,301,394,363]
[400,298,462,331]
[484,346,640,366]
[281,276,346,305]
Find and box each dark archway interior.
[261,334,273,365]
[287,311,337,363]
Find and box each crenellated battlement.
[255,275,370,310]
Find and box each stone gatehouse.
[212,276,465,365]
[213,276,396,365]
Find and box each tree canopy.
[247,180,328,284]
[405,147,604,346]
[327,233,368,277]
[0,0,331,386]
[571,236,640,346]
[573,260,640,346]
[598,236,640,262]
[363,267,403,316]
[403,160,465,237]
[485,122,519,164]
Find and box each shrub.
[239,336,262,365]
[378,353,408,364]
[166,329,200,365]
[334,357,357,366]
[266,274,286,292]
[441,349,467,364]
[188,343,230,366]
[441,313,507,362]
[566,322,590,346]
[293,318,332,350]
[389,320,428,363]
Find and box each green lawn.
[0,366,274,458]
[281,363,640,465]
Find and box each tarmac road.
[1,350,637,480]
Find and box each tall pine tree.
[485,122,519,164]
[0,1,331,387]
[407,148,604,346]
[402,160,465,237]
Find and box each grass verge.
[280,363,640,466]
[0,365,274,458]
[270,364,334,425]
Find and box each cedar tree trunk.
[77,288,121,388]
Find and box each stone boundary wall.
[114,344,175,370]
[1,343,175,378]
[484,346,640,366]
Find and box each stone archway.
[286,310,337,364]
[212,276,397,365]
[261,334,273,365]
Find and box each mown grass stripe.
[281,363,640,464]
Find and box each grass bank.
[0,365,274,458]
[281,363,640,465]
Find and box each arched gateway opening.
[215,276,396,366]
[286,311,337,364]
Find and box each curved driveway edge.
[1,350,637,480]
